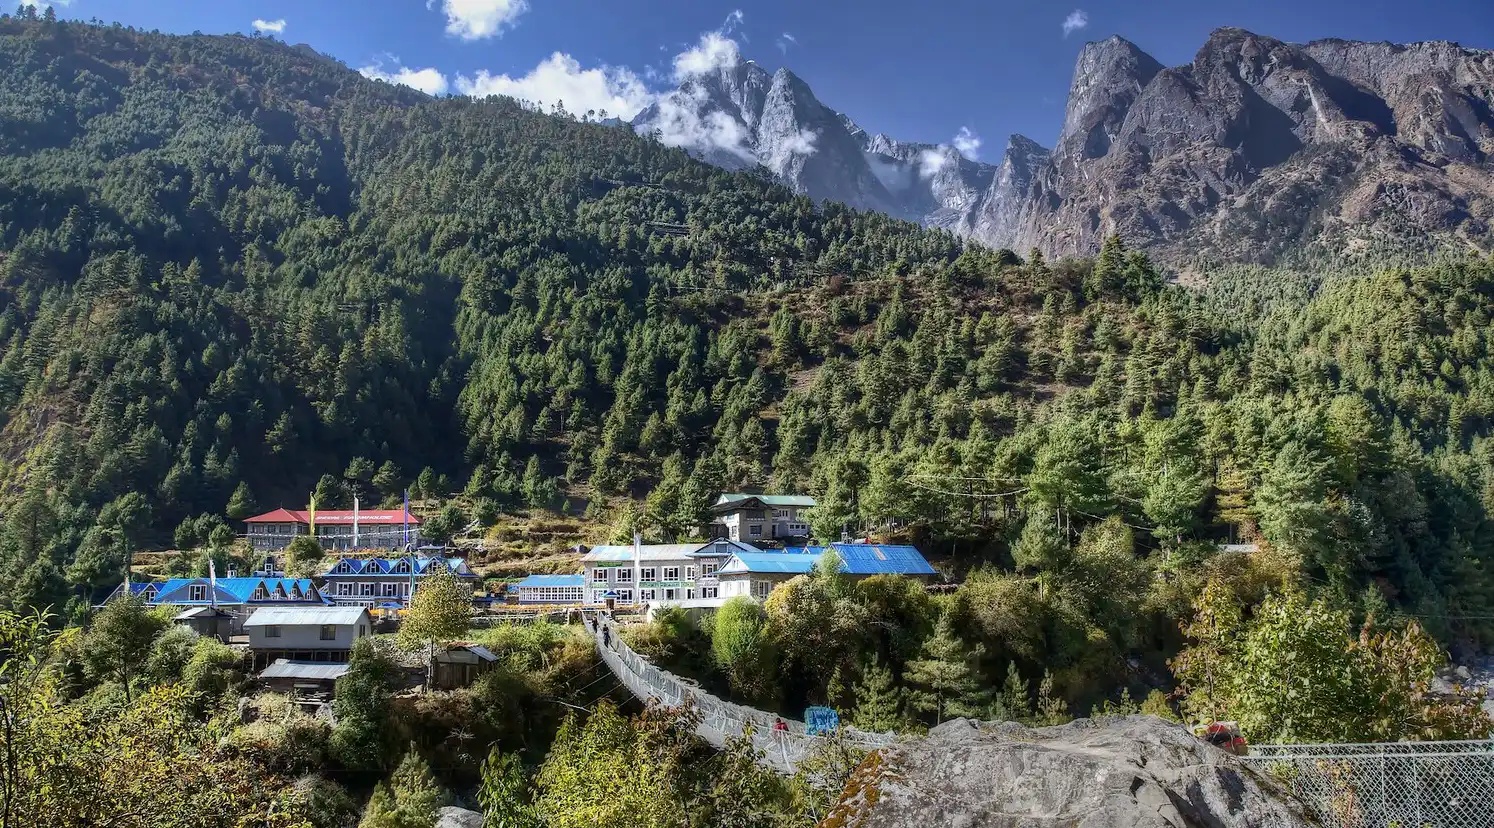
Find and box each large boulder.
[434,806,483,828]
[823,716,1311,828]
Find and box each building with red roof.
[245,507,423,552]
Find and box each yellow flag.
[308,492,317,534]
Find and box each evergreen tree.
[225,482,257,521]
[850,656,905,733]
[903,613,987,724]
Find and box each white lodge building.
[709,494,815,542]
[582,539,756,605]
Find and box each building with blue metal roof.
[514,574,586,604]
[102,576,330,634]
[718,543,935,600]
[320,555,476,607]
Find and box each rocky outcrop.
[636,55,1009,230]
[434,806,483,828]
[1006,28,1494,263]
[825,716,1311,828]
[641,29,1494,265]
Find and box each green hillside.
[1,14,1493,662]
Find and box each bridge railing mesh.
[592,619,895,773]
[1238,740,1494,828]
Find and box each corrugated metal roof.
[246,509,423,525]
[722,544,934,576]
[259,660,352,680]
[321,556,472,577]
[781,544,936,576]
[714,493,818,508]
[244,606,369,626]
[517,574,585,588]
[720,553,820,575]
[583,544,707,562]
[173,607,233,620]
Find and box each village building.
[319,555,476,607]
[582,539,756,605]
[709,493,815,542]
[258,660,352,699]
[716,543,936,600]
[431,644,499,690]
[244,606,372,670]
[514,574,586,604]
[244,507,423,552]
[103,576,328,633]
[173,606,235,641]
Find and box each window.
[687,589,696,600]
[592,568,609,582]
[686,566,697,580]
[773,509,787,519]
[640,567,657,582]
[640,589,657,601]
[702,587,718,599]
[335,561,354,574]
[384,583,398,596]
[701,562,718,575]
[358,625,367,638]
[751,580,773,599]
[320,625,337,640]
[360,583,375,597]
[265,625,282,638]
[664,588,677,601]
[617,568,633,583]
[663,567,679,581]
[188,584,207,602]
[749,524,762,536]
[253,585,268,599]
[338,583,352,596]
[393,560,411,574]
[616,590,633,603]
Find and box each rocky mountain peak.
[1058,35,1164,164]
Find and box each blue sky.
[39,0,1494,160]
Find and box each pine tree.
[1033,670,1072,726]
[225,481,257,521]
[850,656,904,733]
[903,613,987,724]
[996,662,1031,722]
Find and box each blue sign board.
[804,706,840,736]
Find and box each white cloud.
[433,0,529,41]
[641,86,755,165]
[17,0,71,8]
[776,32,797,54]
[951,126,981,159]
[1062,9,1089,37]
[673,31,742,81]
[359,59,450,96]
[918,148,951,178]
[764,128,818,171]
[721,9,744,35]
[252,19,286,34]
[455,53,653,119]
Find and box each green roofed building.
[709,493,816,542]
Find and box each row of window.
[591,564,717,582]
[519,587,585,602]
[330,559,438,575]
[592,587,720,603]
[186,584,315,602]
[335,582,407,597]
[262,624,369,640]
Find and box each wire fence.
[587,615,896,774]
[1239,740,1494,828]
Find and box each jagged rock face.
[826,716,1312,828]
[973,135,1050,248]
[1010,28,1494,263]
[641,29,1494,266]
[637,57,1007,229]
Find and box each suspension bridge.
[582,613,1494,824]
[585,614,896,774]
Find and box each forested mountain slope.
[1,17,1494,663]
